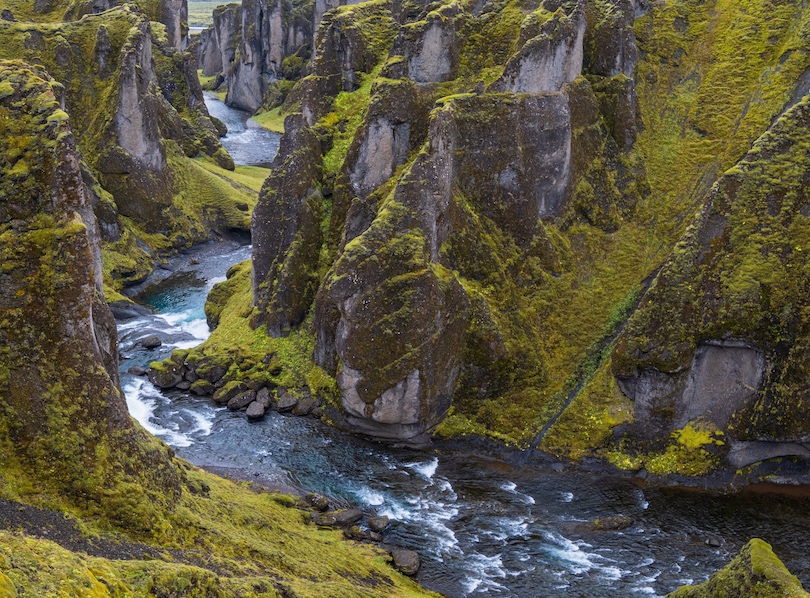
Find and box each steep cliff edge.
[611,92,810,471]
[0,59,434,598]
[185,0,810,475]
[0,60,180,528]
[0,4,256,295]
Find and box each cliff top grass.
[0,463,437,597]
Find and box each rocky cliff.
[0,60,181,528]
[239,0,649,444]
[0,58,435,598]
[187,0,810,478]
[0,2,256,295]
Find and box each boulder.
[292,395,316,416]
[332,508,364,526]
[305,493,330,512]
[227,390,256,411]
[148,363,184,388]
[256,387,274,409]
[246,401,266,420]
[190,379,216,395]
[213,383,247,405]
[140,335,162,349]
[127,366,147,376]
[277,393,298,412]
[368,515,390,532]
[391,549,420,576]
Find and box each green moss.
[252,106,287,133]
[181,260,337,400]
[641,423,725,477]
[0,467,438,597]
[669,539,809,597]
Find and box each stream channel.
[115,95,810,597]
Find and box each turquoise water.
[114,100,810,598]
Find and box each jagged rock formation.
[198,0,374,112]
[0,5,254,291]
[226,0,314,111]
[0,61,181,527]
[0,59,438,598]
[249,0,647,443]
[668,539,809,598]
[612,92,810,462]
[198,2,240,77]
[197,0,810,474]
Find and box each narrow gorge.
[3,0,810,595]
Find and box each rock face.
[251,114,323,337]
[249,0,646,442]
[668,539,809,597]
[198,3,240,77]
[0,6,248,289]
[489,3,585,94]
[225,0,314,111]
[198,0,382,112]
[0,61,180,528]
[613,93,810,458]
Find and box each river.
[116,95,810,597]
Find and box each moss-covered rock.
[0,7,252,294]
[612,92,810,461]
[0,61,181,529]
[668,539,810,598]
[0,59,437,598]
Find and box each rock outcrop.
[198,2,240,77]
[0,61,181,528]
[225,0,314,111]
[0,6,250,291]
[613,93,810,462]
[247,0,646,443]
[668,539,809,597]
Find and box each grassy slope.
[540,0,810,458]
[0,464,435,597]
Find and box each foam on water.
[542,530,625,580]
[406,457,439,480]
[355,486,385,507]
[500,480,536,505]
[124,378,193,447]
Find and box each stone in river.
[140,335,162,349]
[368,515,390,532]
[246,401,266,421]
[227,390,256,411]
[277,392,297,412]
